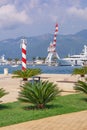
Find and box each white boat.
[0,55,8,65]
[11,64,19,67]
[34,59,44,65]
[59,45,87,66]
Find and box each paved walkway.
[0,110,87,130]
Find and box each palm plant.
[72,67,87,77]
[0,88,8,102]
[74,80,87,94]
[18,81,61,109]
[12,68,41,81]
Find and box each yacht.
[59,45,87,66]
[11,64,19,67]
[0,55,8,65]
[33,59,44,65]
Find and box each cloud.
[0,0,86,39]
[66,0,80,7]
[28,0,40,9]
[0,0,12,6]
[67,6,87,20]
[0,4,32,29]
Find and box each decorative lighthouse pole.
[21,39,27,70]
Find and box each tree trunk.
[37,104,45,109]
[23,78,28,81]
[81,74,85,77]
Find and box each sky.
[0,0,87,40]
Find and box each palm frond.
[0,88,8,98]
[74,80,87,94]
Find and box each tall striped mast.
[53,23,58,47]
[45,23,60,66]
[21,39,27,70]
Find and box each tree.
[14,58,19,64]
[18,81,61,109]
[12,68,42,81]
[7,58,12,61]
[32,57,36,61]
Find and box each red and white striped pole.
[53,23,58,47]
[21,39,27,71]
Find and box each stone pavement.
[0,110,87,130]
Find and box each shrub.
[18,81,61,109]
[74,80,87,94]
[12,68,42,81]
[72,67,87,77]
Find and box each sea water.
[0,65,81,74]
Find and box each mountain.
[0,30,87,60]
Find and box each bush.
[18,81,61,109]
[74,80,87,94]
[12,68,42,81]
[72,67,87,77]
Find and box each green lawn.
[0,93,87,127]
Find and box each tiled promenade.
[0,110,87,130]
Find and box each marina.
[1,1,87,130]
[0,24,87,74]
[44,23,87,66]
[0,24,87,68]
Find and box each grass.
[0,93,87,127]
